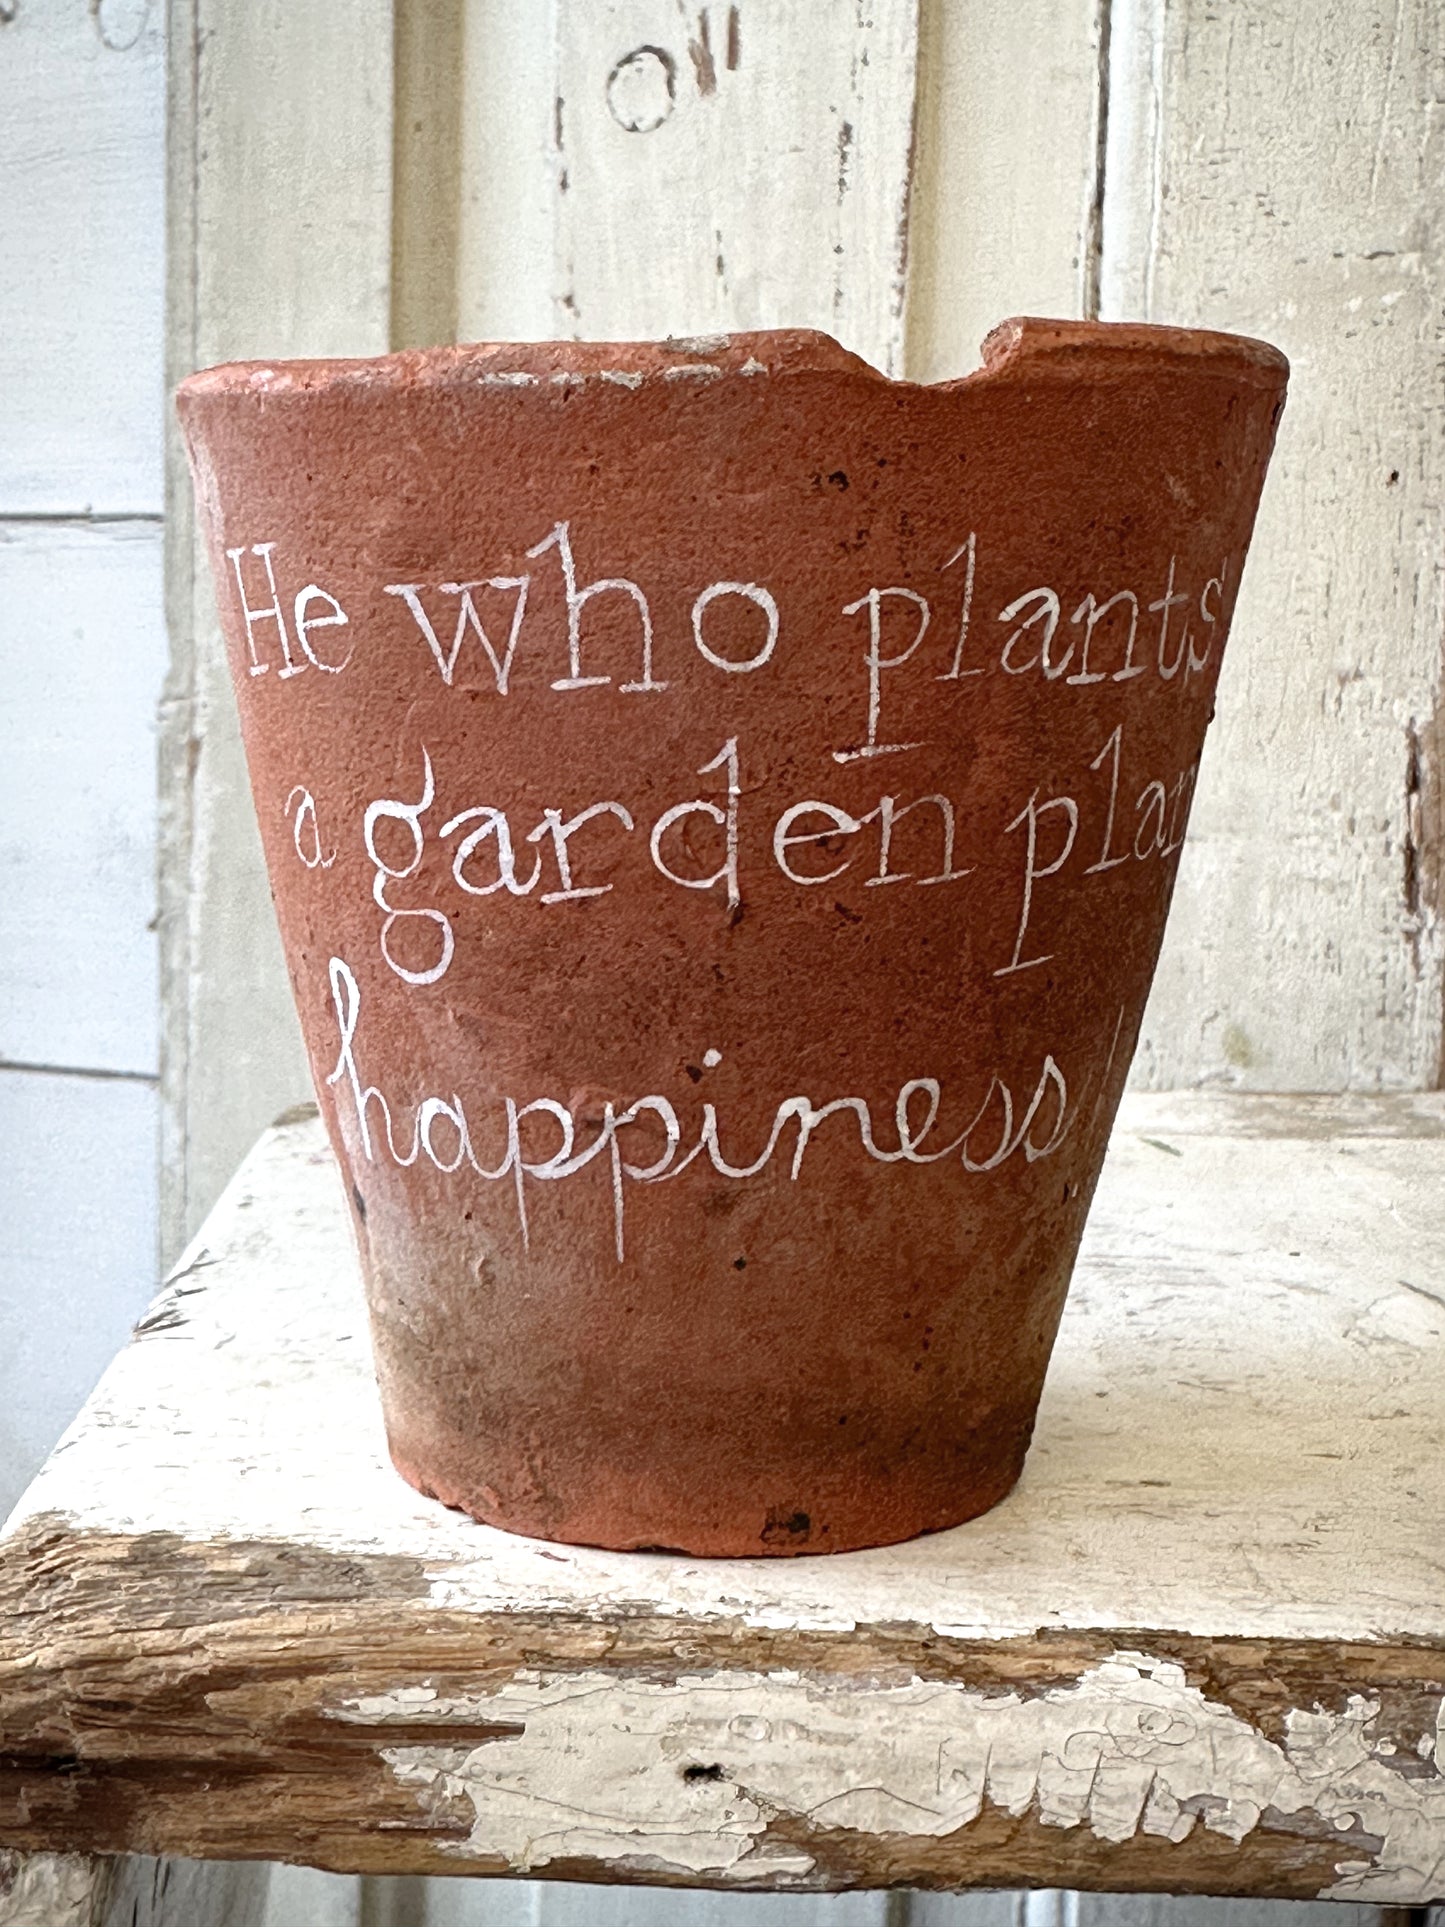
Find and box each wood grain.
[0,1512,1427,1889]
[1,1517,1441,1897]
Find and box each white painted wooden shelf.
[2,1095,1443,1906]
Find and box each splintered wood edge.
[1,1516,1442,1901]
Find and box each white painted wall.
[0,0,167,1518]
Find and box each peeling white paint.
[345,1655,1445,1899]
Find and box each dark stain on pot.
[683,1761,726,1782]
[350,1183,366,1224]
[762,1509,813,1547]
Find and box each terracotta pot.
[179,320,1286,1556]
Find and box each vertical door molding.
[162,0,396,1254]
[905,0,1106,379]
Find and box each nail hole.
[606,45,677,133]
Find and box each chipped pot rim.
[175,317,1290,407]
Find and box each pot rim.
[175,316,1289,407]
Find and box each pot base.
[385,1421,1035,1558]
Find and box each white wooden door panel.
[0,521,164,1076]
[454,0,922,374]
[543,0,918,371]
[1103,0,1445,1093]
[0,0,166,1525]
[905,0,1104,380]
[0,1069,157,1520]
[0,0,165,514]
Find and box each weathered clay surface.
[178,321,1287,1555]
